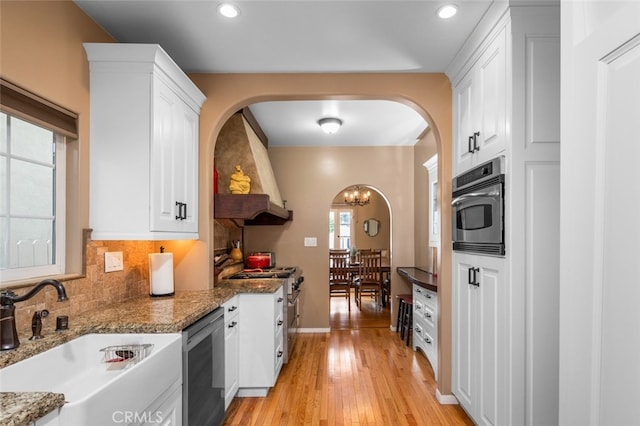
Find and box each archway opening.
[328,185,392,330]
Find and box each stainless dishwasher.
[182,307,225,426]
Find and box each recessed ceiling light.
[218,3,240,18]
[437,4,458,19]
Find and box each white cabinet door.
[150,76,199,233]
[453,27,507,175]
[222,296,240,409]
[453,252,505,426]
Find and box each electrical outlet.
[104,251,123,272]
[304,237,317,247]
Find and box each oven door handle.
[451,190,500,206]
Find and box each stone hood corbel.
[213,111,292,225]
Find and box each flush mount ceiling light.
[437,4,458,19]
[318,117,343,134]
[218,3,240,18]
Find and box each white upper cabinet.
[453,27,507,175]
[84,43,206,240]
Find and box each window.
[0,113,66,281]
[0,78,77,283]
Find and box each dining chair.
[354,249,382,310]
[329,250,352,310]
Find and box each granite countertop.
[0,280,283,425]
[397,267,438,292]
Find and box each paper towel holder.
[149,247,175,297]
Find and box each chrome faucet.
[0,279,68,351]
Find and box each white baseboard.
[436,389,459,405]
[297,328,330,333]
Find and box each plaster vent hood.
[214,111,292,225]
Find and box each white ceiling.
[74,0,494,146]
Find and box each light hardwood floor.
[223,291,473,425]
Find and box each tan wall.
[1,2,454,395]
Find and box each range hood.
[214,110,292,226]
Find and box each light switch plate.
[304,237,317,247]
[104,251,123,272]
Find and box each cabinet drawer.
[422,305,436,329]
[222,296,240,323]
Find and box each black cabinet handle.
[228,321,237,328]
[227,306,238,312]
[277,350,284,358]
[277,297,284,303]
[277,319,283,326]
[473,131,480,152]
[468,135,474,153]
[175,202,188,220]
[468,266,480,286]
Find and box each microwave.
[451,157,505,256]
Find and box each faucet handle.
[29,309,49,341]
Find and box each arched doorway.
[329,185,392,330]
[187,73,453,395]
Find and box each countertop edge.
[396,267,438,292]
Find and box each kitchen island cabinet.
[84,43,206,240]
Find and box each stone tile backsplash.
[8,238,155,337]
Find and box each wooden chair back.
[357,249,382,284]
[329,251,351,284]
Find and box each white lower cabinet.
[222,295,240,409]
[412,284,438,380]
[453,252,507,425]
[238,287,285,397]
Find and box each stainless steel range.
[228,266,303,363]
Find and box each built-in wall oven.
[452,156,505,256]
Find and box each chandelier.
[344,186,371,207]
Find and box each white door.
[560,2,640,424]
[329,209,354,250]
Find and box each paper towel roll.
[149,253,175,296]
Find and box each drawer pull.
[424,336,432,344]
[227,305,238,312]
[228,321,237,328]
[425,313,432,319]
[277,350,284,358]
[277,297,284,303]
[277,319,283,326]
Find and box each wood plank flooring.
[223,291,473,425]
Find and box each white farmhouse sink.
[0,333,182,425]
